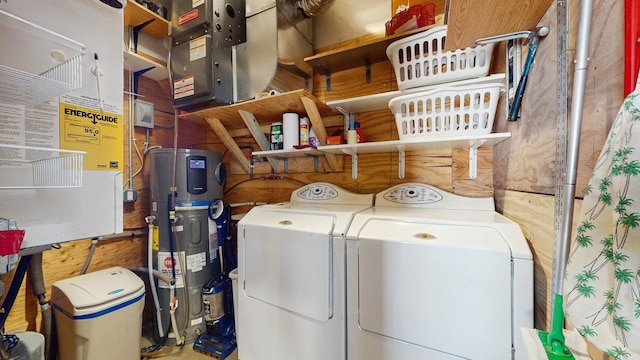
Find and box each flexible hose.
[80,239,98,275]
[131,267,182,346]
[28,252,53,360]
[171,227,189,344]
[167,199,187,345]
[145,220,164,338]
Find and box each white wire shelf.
[0,8,85,106]
[0,144,86,189]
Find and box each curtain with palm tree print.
[564,81,640,360]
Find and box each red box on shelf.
[385,3,436,36]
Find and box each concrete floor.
[140,326,238,360]
[140,342,238,360]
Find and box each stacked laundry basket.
[386,25,504,138]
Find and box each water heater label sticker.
[59,98,123,171]
[158,251,185,288]
[187,252,206,272]
[189,36,207,62]
[174,77,195,100]
[191,317,203,326]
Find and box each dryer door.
[242,210,334,321]
[355,218,515,359]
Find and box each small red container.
[385,3,436,36]
[0,230,25,256]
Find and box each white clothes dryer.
[237,183,374,360]
[345,183,534,360]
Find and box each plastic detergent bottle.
[354,122,364,143]
[309,127,319,147]
[299,117,309,146]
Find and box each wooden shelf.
[181,90,336,131]
[319,132,511,179]
[444,0,552,51]
[319,133,510,155]
[253,148,324,158]
[304,26,434,76]
[180,89,338,174]
[124,0,169,39]
[123,51,168,80]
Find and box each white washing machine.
[237,183,374,360]
[346,183,533,360]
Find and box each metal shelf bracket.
[396,145,406,179]
[469,140,486,179]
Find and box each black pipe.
[0,255,32,330]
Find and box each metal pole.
[552,0,593,297]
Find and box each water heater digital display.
[187,156,207,194]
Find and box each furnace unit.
[171,0,246,110]
[170,0,335,111]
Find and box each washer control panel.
[296,183,338,200]
[291,183,375,205]
[382,184,443,204]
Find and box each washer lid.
[347,207,532,260]
[240,202,373,236]
[355,222,514,358]
[242,210,335,321]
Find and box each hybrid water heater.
[148,149,226,343]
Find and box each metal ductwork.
[297,0,336,17]
[171,0,336,110]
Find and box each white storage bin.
[389,82,504,139]
[51,267,145,360]
[386,25,494,90]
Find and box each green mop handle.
[547,293,568,353]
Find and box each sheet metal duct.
[235,0,320,102]
[297,0,336,17]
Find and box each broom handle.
[552,0,593,301]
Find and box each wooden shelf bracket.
[300,96,337,171]
[205,116,251,173]
[238,110,280,172]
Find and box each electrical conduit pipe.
[145,216,165,339]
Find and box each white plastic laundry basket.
[386,25,495,90]
[389,82,504,139]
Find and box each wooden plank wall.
[492,0,623,359]
[2,2,624,360]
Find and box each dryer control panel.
[291,183,375,205]
[382,184,443,204]
[376,183,494,210]
[296,183,338,200]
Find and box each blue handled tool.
[508,26,549,121]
